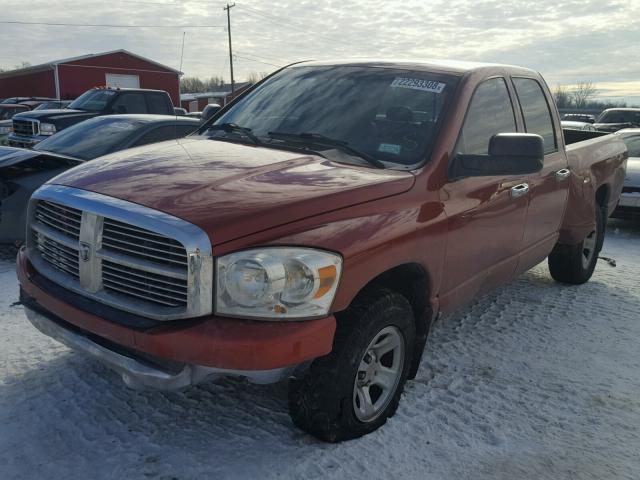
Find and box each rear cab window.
[512,77,557,154]
[456,77,517,155]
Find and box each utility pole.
[224,2,236,97]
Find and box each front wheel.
[288,288,415,442]
[548,206,604,284]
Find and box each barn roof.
[0,49,181,80]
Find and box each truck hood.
[51,138,416,245]
[14,109,98,125]
[0,145,82,170]
[0,146,43,168]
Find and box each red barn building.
[0,50,180,104]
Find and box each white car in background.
[561,120,597,131]
[614,128,640,216]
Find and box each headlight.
[216,247,342,320]
[39,123,56,135]
[0,126,12,135]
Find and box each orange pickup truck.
[17,60,627,442]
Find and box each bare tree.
[246,71,268,84]
[554,84,571,108]
[180,75,226,93]
[571,81,597,109]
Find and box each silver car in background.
[614,128,640,216]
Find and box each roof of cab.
[82,114,200,124]
[293,59,539,76]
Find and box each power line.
[235,4,348,48]
[234,54,282,68]
[0,20,223,28]
[235,50,283,62]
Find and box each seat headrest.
[386,106,413,122]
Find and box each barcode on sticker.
[391,78,446,93]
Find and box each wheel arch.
[339,262,434,379]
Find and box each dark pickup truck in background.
[8,87,174,148]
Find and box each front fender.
[212,193,448,314]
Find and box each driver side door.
[439,77,530,311]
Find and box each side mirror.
[202,104,221,122]
[449,133,544,179]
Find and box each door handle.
[510,183,529,198]
[555,168,571,181]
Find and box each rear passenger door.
[440,77,530,309]
[511,77,570,273]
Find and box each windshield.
[34,101,67,110]
[34,117,145,160]
[208,65,458,169]
[68,90,117,112]
[597,110,640,124]
[0,106,28,120]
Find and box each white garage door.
[105,73,140,89]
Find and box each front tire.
[548,205,604,284]
[288,288,415,442]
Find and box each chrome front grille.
[12,118,38,136]
[102,260,188,307]
[27,185,213,321]
[35,201,81,240]
[102,218,188,267]
[33,230,80,278]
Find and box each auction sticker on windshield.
[391,78,446,93]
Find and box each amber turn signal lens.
[314,265,337,299]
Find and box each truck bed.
[560,129,627,244]
[562,128,609,146]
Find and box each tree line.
[180,72,268,93]
[553,81,631,110]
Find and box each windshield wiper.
[268,131,385,169]
[208,123,262,145]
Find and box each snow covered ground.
[1,218,639,480]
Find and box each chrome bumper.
[24,305,297,390]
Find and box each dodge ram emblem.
[79,242,92,262]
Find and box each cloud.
[0,0,638,103]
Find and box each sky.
[0,0,638,104]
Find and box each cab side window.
[111,93,148,114]
[513,78,557,154]
[457,78,516,155]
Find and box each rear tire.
[288,288,415,442]
[548,206,604,284]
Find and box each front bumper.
[7,133,46,148]
[17,248,336,389]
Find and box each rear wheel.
[548,206,604,284]
[288,288,415,442]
